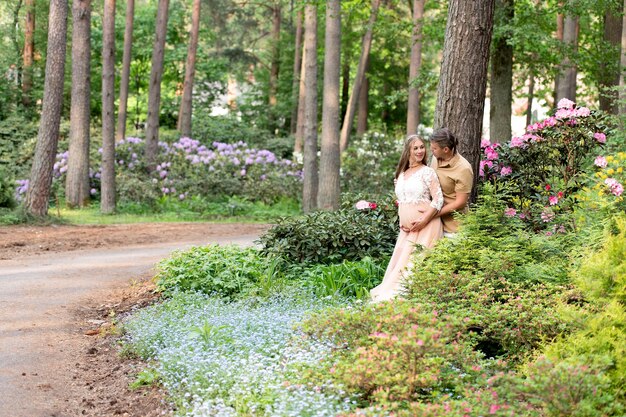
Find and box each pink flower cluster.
[526,117,557,133]
[509,133,544,148]
[605,178,624,197]
[355,200,377,210]
[594,156,608,168]
[593,132,606,143]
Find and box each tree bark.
[294,38,306,155]
[555,14,578,103]
[598,8,622,114]
[302,2,318,213]
[526,71,535,127]
[116,0,135,141]
[341,46,350,121]
[489,0,513,144]
[356,75,369,135]
[12,0,23,88]
[268,2,281,130]
[101,0,116,214]
[66,0,92,208]
[24,0,68,217]
[434,0,495,201]
[406,0,425,135]
[177,0,201,137]
[145,0,170,168]
[289,8,303,135]
[339,0,382,152]
[621,0,626,115]
[318,0,341,211]
[22,0,35,107]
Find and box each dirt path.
[0,223,269,417]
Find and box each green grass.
[0,197,301,226]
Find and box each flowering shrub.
[479,99,613,232]
[14,136,302,206]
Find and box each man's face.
[430,142,447,160]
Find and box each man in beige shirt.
[429,128,474,236]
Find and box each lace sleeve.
[426,168,444,211]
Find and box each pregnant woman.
[370,134,444,302]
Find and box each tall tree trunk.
[294,41,306,154]
[289,8,303,135]
[621,0,626,115]
[340,47,350,121]
[339,0,382,152]
[116,0,135,141]
[555,14,578,103]
[12,0,23,88]
[434,0,495,201]
[526,70,535,127]
[302,2,318,212]
[177,0,201,137]
[489,0,513,144]
[356,75,369,135]
[22,0,35,107]
[24,0,67,217]
[66,0,92,208]
[268,2,281,130]
[145,0,170,168]
[101,0,116,214]
[318,0,341,211]
[406,0,425,135]
[598,8,622,114]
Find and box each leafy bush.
[302,256,388,298]
[259,196,398,265]
[302,301,486,405]
[340,132,403,197]
[155,244,280,298]
[479,100,614,231]
[0,166,15,208]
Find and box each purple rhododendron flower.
[557,98,575,109]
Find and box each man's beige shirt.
[430,153,473,233]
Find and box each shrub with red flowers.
[479,99,614,232]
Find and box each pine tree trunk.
[339,0,382,152]
[66,0,92,208]
[356,72,369,135]
[116,0,135,141]
[101,0,116,214]
[526,71,535,127]
[178,0,201,137]
[302,2,318,213]
[294,41,306,155]
[598,8,622,114]
[621,0,626,115]
[268,2,281,130]
[145,0,170,168]
[12,0,23,88]
[489,0,513,144]
[22,0,35,107]
[434,0,495,201]
[406,0,425,135]
[289,8,303,135]
[555,14,578,103]
[341,48,350,120]
[24,0,68,217]
[318,0,341,211]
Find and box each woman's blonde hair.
[395,134,428,179]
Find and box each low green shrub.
[0,166,16,208]
[259,196,398,265]
[155,244,281,298]
[302,256,388,299]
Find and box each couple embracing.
[370,128,473,302]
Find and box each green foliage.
[129,367,161,390]
[0,166,16,208]
[259,197,398,265]
[0,114,38,175]
[155,244,280,298]
[302,256,388,299]
[340,132,403,197]
[302,301,485,405]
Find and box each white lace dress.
[370,166,444,302]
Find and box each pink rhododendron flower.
[555,107,576,119]
[504,207,517,217]
[549,195,559,205]
[489,404,501,414]
[545,184,551,191]
[541,210,555,222]
[369,202,377,209]
[481,139,491,148]
[485,148,499,160]
[594,155,608,168]
[500,166,512,176]
[576,107,590,117]
[605,178,624,196]
[557,191,564,198]
[355,200,372,210]
[594,132,606,143]
[557,98,575,109]
[518,213,526,219]
[509,136,525,148]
